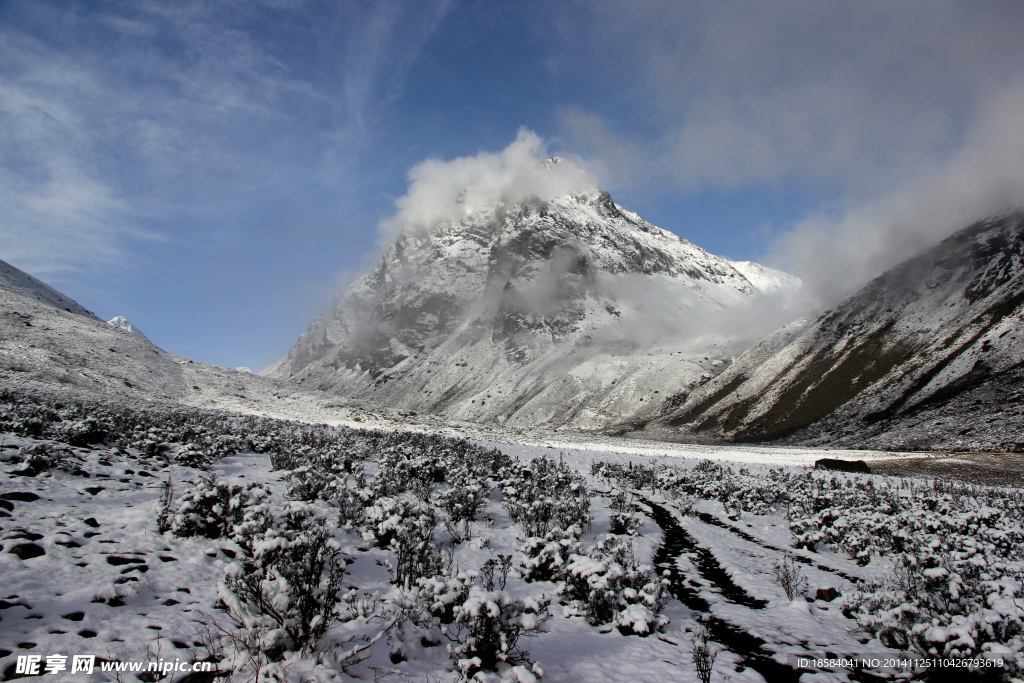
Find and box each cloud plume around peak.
[378,128,598,245]
[771,78,1024,306]
[559,1,1024,307]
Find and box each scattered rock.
[83,517,101,528]
[78,630,97,638]
[815,587,840,602]
[9,543,45,560]
[158,555,177,562]
[0,492,40,502]
[0,598,30,611]
[91,596,125,607]
[814,458,871,474]
[106,555,143,566]
[84,487,105,496]
[62,611,86,621]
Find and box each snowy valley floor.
[0,390,1021,682]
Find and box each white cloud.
[558,0,1024,303]
[771,79,1024,305]
[565,1,1024,194]
[378,128,599,245]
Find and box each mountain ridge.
[649,209,1024,451]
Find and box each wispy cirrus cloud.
[0,0,450,276]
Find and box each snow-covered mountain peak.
[107,315,150,342]
[272,188,804,429]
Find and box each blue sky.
[3,0,1024,370]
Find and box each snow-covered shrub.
[286,465,342,502]
[607,491,642,535]
[51,415,107,447]
[844,555,1024,671]
[608,511,642,536]
[366,496,441,588]
[16,443,79,476]
[519,525,583,583]
[335,482,372,529]
[773,555,809,601]
[372,448,445,500]
[124,425,172,460]
[561,536,670,635]
[218,506,348,659]
[446,585,550,681]
[480,555,514,591]
[245,431,278,454]
[502,456,591,538]
[156,475,270,540]
[592,458,795,518]
[438,472,489,525]
[269,447,301,471]
[419,572,477,625]
[691,626,717,683]
[173,442,216,469]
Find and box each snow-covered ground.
[0,433,870,682]
[3,389,1018,683]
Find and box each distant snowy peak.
[729,260,798,292]
[0,259,99,320]
[107,316,150,342]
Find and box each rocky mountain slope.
[268,187,803,429]
[0,259,99,319]
[0,259,189,400]
[651,211,1024,452]
[0,258,385,428]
